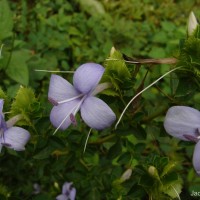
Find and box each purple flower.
[0,99,30,152]
[164,106,200,175]
[48,63,116,131]
[56,182,76,200]
[32,183,41,195]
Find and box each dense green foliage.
[1,0,200,199]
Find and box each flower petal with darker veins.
[73,63,105,94]
[2,127,30,151]
[50,99,81,130]
[81,96,116,130]
[48,74,80,105]
[193,140,200,176]
[164,106,200,141]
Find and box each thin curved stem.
[115,66,182,129]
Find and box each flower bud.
[188,11,198,36]
[120,168,132,182]
[148,166,160,180]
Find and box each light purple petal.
[0,99,3,113]
[0,99,4,126]
[69,188,76,200]
[62,182,72,194]
[50,99,81,130]
[73,63,105,94]
[56,194,67,200]
[164,106,200,141]
[193,140,200,176]
[3,127,30,151]
[61,182,76,200]
[48,75,80,105]
[81,96,116,130]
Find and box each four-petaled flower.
[56,182,76,200]
[48,63,116,131]
[0,99,30,152]
[164,106,200,175]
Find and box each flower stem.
[124,57,177,65]
[88,133,116,145]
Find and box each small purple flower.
[48,63,116,131]
[32,183,41,195]
[56,182,76,200]
[0,99,30,152]
[164,106,200,175]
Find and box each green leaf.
[79,0,105,16]
[32,194,53,200]
[10,87,38,126]
[100,88,119,97]
[0,87,7,99]
[148,47,166,58]
[108,140,122,160]
[105,48,131,79]
[33,146,55,160]
[161,162,177,178]
[6,50,31,85]
[0,0,13,40]
[175,77,197,98]
[162,178,182,199]
[0,184,9,198]
[102,48,131,91]
[87,187,101,200]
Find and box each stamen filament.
[171,185,181,200]
[115,67,182,129]
[53,107,76,135]
[57,94,84,104]
[53,96,86,135]
[83,128,92,154]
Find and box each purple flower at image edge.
[48,63,116,131]
[164,106,200,175]
[0,99,30,152]
[56,182,76,200]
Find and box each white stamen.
[115,67,182,129]
[53,96,86,135]
[53,107,75,135]
[57,94,84,104]
[34,69,74,73]
[171,185,181,200]
[83,128,92,154]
